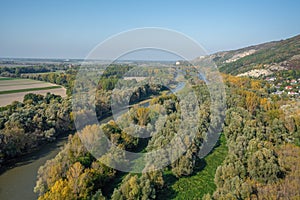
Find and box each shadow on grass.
[155,156,210,199]
[193,158,207,174]
[156,172,178,199]
[156,134,227,199]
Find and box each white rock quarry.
[225,49,256,63]
[237,69,273,77]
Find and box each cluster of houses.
[266,77,300,97]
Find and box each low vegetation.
[157,134,228,199]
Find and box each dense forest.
[1,60,299,199]
[0,65,169,166]
[205,75,300,199]
[0,93,74,166]
[2,1,300,199]
[32,71,300,199]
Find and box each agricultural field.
[0,77,66,106]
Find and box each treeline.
[102,64,173,78]
[0,93,74,166]
[0,65,73,77]
[0,66,51,76]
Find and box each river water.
[0,137,67,200]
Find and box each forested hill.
[199,34,300,75]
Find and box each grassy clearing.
[157,134,228,199]
[0,86,62,95]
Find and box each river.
[0,113,116,200]
[0,73,186,200]
[0,136,67,200]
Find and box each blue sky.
[0,0,300,59]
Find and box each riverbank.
[0,96,156,200]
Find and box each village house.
[285,86,293,90]
[291,79,297,84]
[266,77,276,81]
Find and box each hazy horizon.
[1,0,300,59]
[0,32,298,61]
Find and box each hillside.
[198,34,300,76]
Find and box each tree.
[255,144,300,199]
[67,162,84,197]
[245,91,259,114]
[39,179,73,200]
[91,190,106,200]
[131,107,150,126]
[171,150,195,177]
[111,174,156,200]
[247,148,282,184]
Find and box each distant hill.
[196,34,300,76]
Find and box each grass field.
[0,77,66,106]
[0,78,47,86]
[157,134,228,199]
[0,77,15,81]
[0,86,62,95]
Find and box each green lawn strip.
[0,77,19,81]
[157,134,228,199]
[0,82,48,87]
[0,86,62,95]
